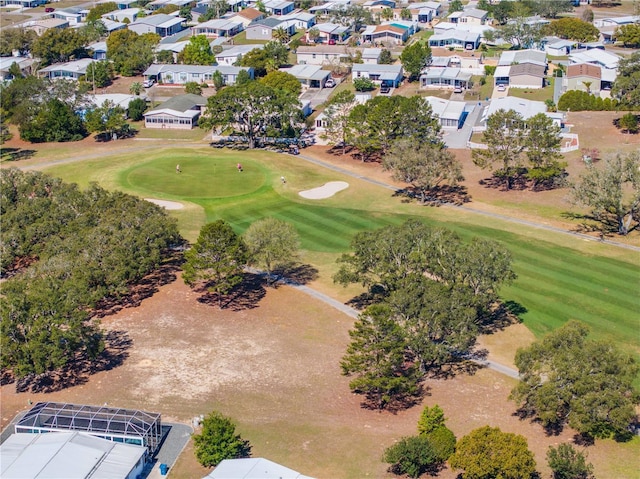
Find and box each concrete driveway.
[300,81,339,108]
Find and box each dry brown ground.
[2,275,637,479]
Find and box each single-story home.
[191,18,243,37]
[280,11,316,29]
[144,93,207,129]
[544,38,575,57]
[428,30,480,50]
[38,58,95,80]
[102,7,141,23]
[420,67,472,89]
[216,44,263,65]
[26,18,68,35]
[280,64,331,88]
[227,7,264,27]
[147,0,192,10]
[52,7,86,25]
[245,17,297,41]
[310,22,351,43]
[155,40,189,62]
[363,0,396,10]
[203,458,316,479]
[401,1,442,24]
[128,14,185,37]
[0,0,45,7]
[481,96,552,125]
[569,49,620,70]
[361,24,409,45]
[594,15,640,27]
[498,49,547,68]
[143,64,254,85]
[448,7,488,26]
[361,47,381,64]
[296,45,350,65]
[508,63,547,89]
[102,18,128,33]
[352,63,403,87]
[424,96,467,129]
[309,1,350,16]
[430,47,484,71]
[96,0,137,9]
[563,63,602,95]
[0,56,35,80]
[262,0,294,15]
[89,93,143,110]
[88,41,108,60]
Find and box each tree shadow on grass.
[359,383,430,414]
[15,330,132,393]
[478,300,527,335]
[0,147,37,162]
[92,255,182,319]
[274,263,319,285]
[393,185,471,206]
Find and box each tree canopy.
[511,320,639,438]
[570,150,640,235]
[238,42,289,77]
[399,42,432,82]
[259,70,302,96]
[243,217,300,283]
[449,426,537,479]
[320,90,357,154]
[612,51,640,108]
[31,28,88,66]
[180,34,215,65]
[615,24,640,48]
[193,411,251,467]
[182,220,248,306]
[106,29,159,76]
[547,444,595,479]
[199,81,304,148]
[544,17,599,42]
[0,169,180,386]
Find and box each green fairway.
[41,147,640,365]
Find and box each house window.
[312,54,316,59]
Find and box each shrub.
[193,411,251,467]
[353,77,376,91]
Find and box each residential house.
[102,18,128,33]
[593,15,639,28]
[0,56,35,80]
[361,20,417,45]
[564,63,602,95]
[38,58,96,80]
[296,45,351,65]
[281,64,331,88]
[245,17,296,41]
[26,18,68,35]
[262,0,294,15]
[569,49,620,70]
[202,458,316,479]
[544,38,574,57]
[89,93,143,110]
[362,0,395,14]
[430,47,484,71]
[481,96,561,127]
[102,7,141,23]
[352,63,403,87]
[0,0,46,8]
[280,11,316,29]
[227,8,264,28]
[428,30,480,50]
[361,47,381,64]
[433,21,494,41]
[147,0,192,11]
[216,44,264,65]
[192,19,243,37]
[155,40,189,62]
[498,49,547,68]
[52,7,86,25]
[424,96,467,129]
[395,1,441,24]
[310,22,351,43]
[96,0,137,9]
[309,1,351,16]
[128,14,185,37]
[507,63,547,89]
[88,41,108,60]
[144,94,207,130]
[420,67,471,89]
[448,8,488,26]
[143,64,254,85]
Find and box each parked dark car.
[380,85,391,94]
[45,7,55,12]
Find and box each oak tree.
[399,42,432,82]
[243,217,300,283]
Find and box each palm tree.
[273,27,290,44]
[130,82,142,96]
[380,7,393,20]
[582,81,592,94]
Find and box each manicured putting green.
[119,154,267,199]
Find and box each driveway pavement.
[442,101,484,149]
[300,83,337,108]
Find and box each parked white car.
[143,79,155,88]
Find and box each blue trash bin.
[159,463,169,475]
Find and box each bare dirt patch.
[1,277,635,478]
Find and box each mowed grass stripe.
[510,262,638,325]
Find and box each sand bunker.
[145,198,184,210]
[299,181,349,199]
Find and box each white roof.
[569,49,620,70]
[485,96,547,121]
[352,63,403,75]
[216,44,264,58]
[498,49,547,67]
[90,94,141,109]
[281,64,330,80]
[204,458,315,479]
[39,58,95,74]
[361,47,381,59]
[0,432,145,479]
[494,65,511,78]
[424,96,465,121]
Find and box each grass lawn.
[508,77,555,102]
[41,147,640,370]
[230,31,268,45]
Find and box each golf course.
[41,146,639,365]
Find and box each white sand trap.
[145,198,184,210]
[299,181,349,199]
